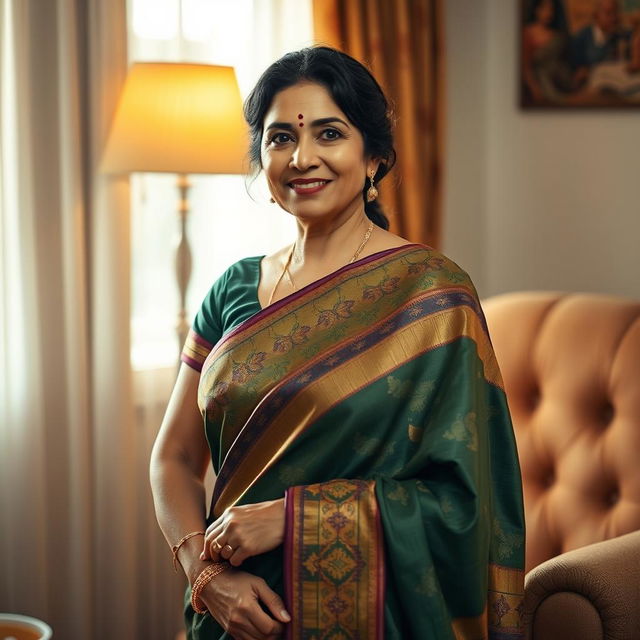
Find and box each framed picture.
[520,0,640,107]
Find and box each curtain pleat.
[0,1,181,638]
[312,0,444,248]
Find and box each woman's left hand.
[201,498,286,567]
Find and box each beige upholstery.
[483,292,640,640]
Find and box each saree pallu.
[183,245,525,640]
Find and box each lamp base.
[175,173,192,353]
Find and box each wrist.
[190,562,230,614]
[178,536,212,586]
[274,498,286,544]
[172,530,204,573]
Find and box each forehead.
[263,82,349,124]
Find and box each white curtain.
[0,1,184,638]
[1,1,315,638]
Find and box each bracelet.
[171,531,204,573]
[191,562,230,614]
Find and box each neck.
[292,206,371,268]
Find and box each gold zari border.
[452,564,524,640]
[214,303,502,516]
[287,480,383,640]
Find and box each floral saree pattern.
[181,245,525,640]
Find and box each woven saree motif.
[183,245,525,640]
[285,479,383,640]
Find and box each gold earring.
[366,171,378,203]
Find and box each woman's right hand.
[199,568,291,640]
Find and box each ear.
[367,157,382,179]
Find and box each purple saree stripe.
[282,486,306,640]
[490,631,525,640]
[180,353,203,372]
[204,244,430,361]
[190,329,213,348]
[284,488,295,640]
[211,288,482,508]
[295,488,304,640]
[375,504,385,640]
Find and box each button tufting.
[601,402,615,425]
[607,489,620,506]
[529,388,541,412]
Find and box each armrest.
[523,530,640,640]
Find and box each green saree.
[181,244,525,640]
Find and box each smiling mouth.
[288,180,330,194]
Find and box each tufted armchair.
[483,292,640,640]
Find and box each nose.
[289,135,319,172]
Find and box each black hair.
[524,0,569,32]
[243,46,396,230]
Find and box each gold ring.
[223,544,234,555]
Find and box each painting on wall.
[520,0,640,107]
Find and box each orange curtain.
[313,0,444,248]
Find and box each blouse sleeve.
[180,270,228,372]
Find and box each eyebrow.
[264,117,350,132]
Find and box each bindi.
[298,113,304,127]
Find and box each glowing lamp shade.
[101,62,247,175]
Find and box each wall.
[444,0,640,300]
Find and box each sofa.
[483,292,640,640]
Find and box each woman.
[521,0,576,103]
[150,47,525,640]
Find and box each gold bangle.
[171,531,204,573]
[190,562,230,614]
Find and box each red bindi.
[297,114,303,119]
[299,123,304,127]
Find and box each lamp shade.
[101,62,248,174]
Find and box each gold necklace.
[267,220,374,306]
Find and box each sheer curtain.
[0,0,139,638]
[1,1,314,639]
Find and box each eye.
[267,132,294,146]
[320,128,342,141]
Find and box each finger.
[204,518,222,536]
[220,543,235,560]
[228,614,273,640]
[228,546,249,567]
[201,525,224,559]
[201,531,225,560]
[200,540,215,561]
[244,607,284,638]
[253,578,291,624]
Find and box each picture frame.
[520,0,640,107]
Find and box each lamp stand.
[175,173,192,352]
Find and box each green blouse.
[191,256,264,358]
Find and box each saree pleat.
[182,245,525,640]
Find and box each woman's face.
[260,81,376,224]
[536,0,554,25]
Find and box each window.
[128,0,313,369]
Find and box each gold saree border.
[213,298,502,516]
[181,328,213,371]
[284,479,384,640]
[200,244,435,376]
[451,564,524,640]
[199,245,484,457]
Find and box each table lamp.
[101,62,247,351]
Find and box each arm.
[150,363,290,639]
[149,363,211,585]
